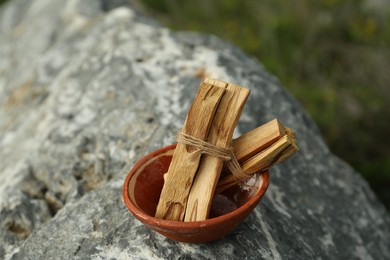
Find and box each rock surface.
[0,0,389,259]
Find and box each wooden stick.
[217,119,286,188]
[216,133,298,194]
[242,135,298,174]
[155,82,226,221]
[233,119,286,163]
[184,80,250,221]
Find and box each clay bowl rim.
[122,143,270,231]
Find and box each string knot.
[176,131,251,181]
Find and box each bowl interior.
[127,146,264,219]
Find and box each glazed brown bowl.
[122,144,270,243]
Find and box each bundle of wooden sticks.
[155,78,298,222]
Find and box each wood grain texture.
[155,82,226,221]
[233,119,286,163]
[184,80,250,221]
[216,132,298,194]
[241,134,298,174]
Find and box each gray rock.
[0,0,389,259]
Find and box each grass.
[138,0,390,210]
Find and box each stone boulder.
[1,0,389,259]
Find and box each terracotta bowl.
[122,144,270,243]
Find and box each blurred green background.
[136,0,390,210]
[1,0,389,210]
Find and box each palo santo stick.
[218,119,287,182]
[242,135,298,175]
[233,119,286,163]
[155,82,226,221]
[216,133,298,194]
[185,80,250,221]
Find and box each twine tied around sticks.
[176,131,251,181]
